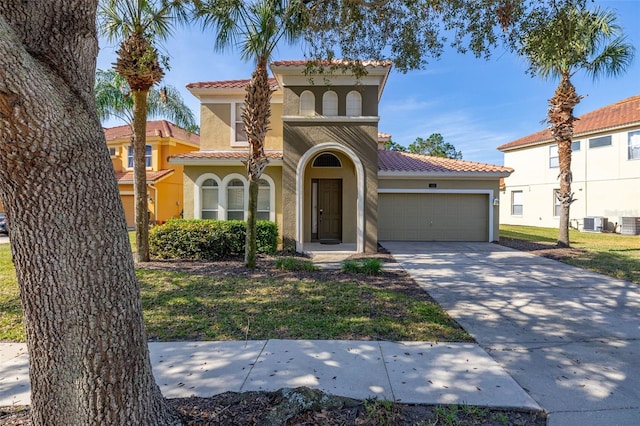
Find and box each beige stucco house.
[497,95,640,233]
[170,60,512,252]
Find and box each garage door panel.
[378,193,488,241]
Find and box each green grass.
[274,257,318,272]
[342,258,383,275]
[0,245,22,341]
[138,269,469,341]
[501,225,640,284]
[0,243,469,342]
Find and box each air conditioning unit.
[583,217,608,232]
[621,217,640,235]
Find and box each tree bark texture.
[548,72,581,248]
[243,59,271,268]
[133,89,151,263]
[0,1,179,424]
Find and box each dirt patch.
[498,237,585,261]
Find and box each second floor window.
[322,91,338,116]
[299,90,315,116]
[128,145,152,168]
[629,131,640,160]
[234,103,248,146]
[346,91,362,116]
[588,135,611,149]
[549,145,558,168]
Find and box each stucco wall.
[282,116,379,252]
[500,126,640,230]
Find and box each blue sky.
[97,0,640,166]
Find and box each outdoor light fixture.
[493,197,500,206]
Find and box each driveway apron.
[383,241,640,426]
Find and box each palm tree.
[519,5,634,247]
[95,69,198,131]
[98,0,188,262]
[194,0,308,268]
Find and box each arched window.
[257,179,271,220]
[226,179,245,220]
[322,91,338,116]
[201,178,219,219]
[346,91,362,116]
[312,152,342,168]
[299,90,315,116]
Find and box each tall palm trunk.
[548,72,581,247]
[244,58,271,268]
[115,33,164,263]
[133,88,151,262]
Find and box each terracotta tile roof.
[498,94,640,151]
[378,132,391,140]
[378,150,513,174]
[115,169,174,184]
[171,150,284,160]
[271,59,392,68]
[104,120,200,145]
[186,78,279,90]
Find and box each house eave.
[282,115,380,123]
[498,121,640,152]
[378,171,512,179]
[169,157,283,167]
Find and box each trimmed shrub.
[274,257,318,272]
[149,219,278,260]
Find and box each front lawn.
[0,244,470,342]
[500,225,640,284]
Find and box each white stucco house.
[497,94,640,234]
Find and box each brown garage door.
[378,193,489,241]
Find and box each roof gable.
[104,120,200,145]
[498,94,640,151]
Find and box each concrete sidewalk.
[0,340,539,410]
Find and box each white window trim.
[127,144,153,170]
[299,90,315,116]
[629,130,640,160]
[258,174,276,222]
[221,173,248,220]
[549,145,558,168]
[346,90,362,117]
[231,102,249,147]
[511,190,523,217]
[553,189,561,217]
[194,173,222,219]
[322,91,339,116]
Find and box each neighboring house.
[170,60,512,253]
[105,120,200,228]
[497,95,640,233]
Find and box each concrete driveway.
[383,241,640,426]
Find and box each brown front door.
[317,179,342,242]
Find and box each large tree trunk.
[0,2,180,424]
[133,89,151,262]
[243,59,271,268]
[548,72,581,248]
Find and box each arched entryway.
[296,143,365,252]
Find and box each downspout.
[149,184,158,225]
